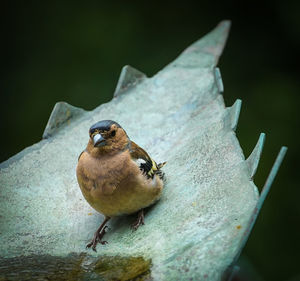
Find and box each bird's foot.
[86,226,108,252]
[131,209,145,231]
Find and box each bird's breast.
[77,151,131,186]
[76,150,163,216]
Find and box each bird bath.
[0,21,286,280]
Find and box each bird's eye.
[111,130,116,137]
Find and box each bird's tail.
[157,162,167,169]
[155,161,167,181]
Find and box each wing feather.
[78,150,86,161]
[130,141,165,180]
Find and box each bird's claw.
[86,239,98,251]
[131,211,145,231]
[131,221,144,231]
[86,225,108,251]
[86,238,108,251]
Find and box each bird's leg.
[86,216,110,251]
[131,209,145,231]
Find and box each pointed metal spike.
[114,65,147,97]
[173,20,231,69]
[257,146,288,210]
[214,67,224,93]
[230,146,288,266]
[42,102,85,139]
[246,133,266,179]
[226,265,240,281]
[226,99,242,131]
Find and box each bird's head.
[87,120,129,155]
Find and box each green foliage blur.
[2,1,299,280]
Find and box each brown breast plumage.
[76,150,163,217]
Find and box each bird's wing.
[130,141,163,179]
[78,150,87,161]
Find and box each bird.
[76,120,166,251]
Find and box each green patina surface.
[0,21,283,280]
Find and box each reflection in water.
[0,253,151,281]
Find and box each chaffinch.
[76,120,166,251]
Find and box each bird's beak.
[93,133,106,147]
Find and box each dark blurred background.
[1,1,299,280]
